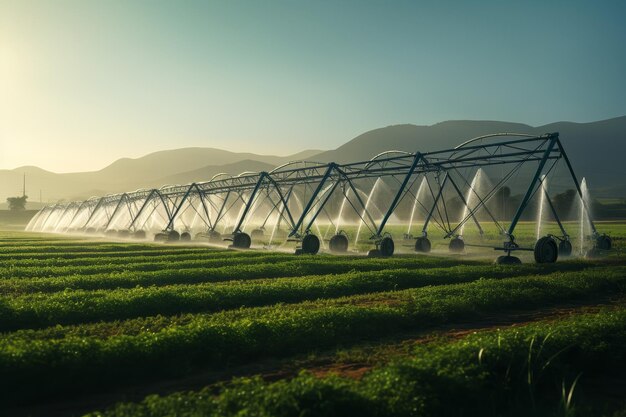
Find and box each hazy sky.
[1,0,625,172]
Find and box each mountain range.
[1,116,624,208]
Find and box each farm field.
[0,227,625,417]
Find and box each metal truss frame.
[27,132,600,255]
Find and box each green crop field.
[1,226,625,417]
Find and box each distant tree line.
[6,196,28,211]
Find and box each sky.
[1,0,625,173]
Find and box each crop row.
[0,253,316,279]
[1,267,624,406]
[0,256,478,293]
[0,238,74,245]
[0,248,289,268]
[0,264,580,331]
[4,265,618,341]
[87,307,626,417]
[0,247,222,261]
[0,254,593,280]
[0,242,206,253]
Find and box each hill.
[148,159,277,188]
[82,148,321,185]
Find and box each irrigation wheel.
[209,230,222,242]
[180,232,191,242]
[558,240,573,257]
[596,235,612,251]
[196,230,222,242]
[301,234,320,255]
[117,230,130,239]
[414,237,431,253]
[154,232,168,242]
[379,237,395,257]
[495,255,522,264]
[233,232,251,249]
[534,236,558,263]
[167,230,180,242]
[329,234,349,253]
[448,237,465,253]
[133,230,146,240]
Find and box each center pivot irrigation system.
[27,132,612,263]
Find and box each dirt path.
[9,297,624,417]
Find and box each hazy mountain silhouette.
[0,149,322,204]
[79,148,322,185]
[1,116,624,206]
[148,159,277,188]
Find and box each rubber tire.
[495,255,522,264]
[449,237,465,253]
[133,230,146,240]
[233,232,251,249]
[329,234,349,253]
[596,235,612,251]
[105,229,117,237]
[167,230,180,242]
[301,234,320,255]
[117,230,130,239]
[154,233,168,242]
[180,232,191,242]
[534,236,558,263]
[379,237,395,257]
[414,237,431,253]
[558,240,573,257]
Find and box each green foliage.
[0,230,624,415]
[0,263,593,330]
[1,267,625,406]
[6,195,27,211]
[88,308,626,417]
